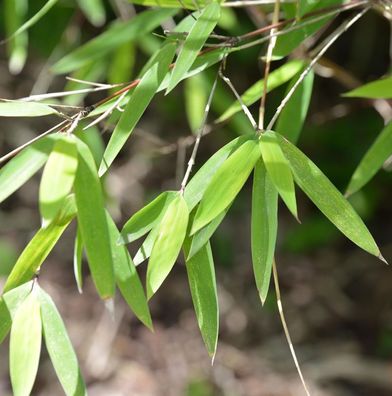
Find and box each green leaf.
[184,135,252,211]
[0,282,32,344]
[73,226,83,294]
[106,212,153,330]
[128,0,210,9]
[0,135,58,204]
[191,138,261,234]
[185,73,208,133]
[3,196,76,292]
[38,287,87,396]
[216,60,304,123]
[166,2,221,93]
[0,101,58,117]
[133,226,160,266]
[343,75,392,99]
[251,159,278,304]
[99,42,177,175]
[39,136,78,225]
[259,131,297,219]
[119,191,177,244]
[74,138,115,299]
[346,121,392,196]
[146,194,189,298]
[276,69,314,144]
[184,240,219,358]
[52,8,176,74]
[276,133,383,259]
[10,289,42,396]
[77,0,106,27]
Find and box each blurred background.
[0,1,391,395]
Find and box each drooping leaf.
[3,196,76,292]
[52,8,177,74]
[77,0,106,27]
[74,138,114,299]
[185,73,208,133]
[99,42,177,175]
[133,226,160,266]
[191,138,261,234]
[146,194,189,298]
[0,101,58,117]
[106,212,153,329]
[38,287,87,396]
[251,159,278,304]
[276,69,314,143]
[0,134,58,204]
[259,131,297,219]
[216,60,304,123]
[346,121,392,196]
[73,226,83,294]
[10,289,42,396]
[166,2,221,93]
[39,135,78,225]
[343,75,392,99]
[276,133,383,259]
[184,240,219,358]
[119,191,177,244]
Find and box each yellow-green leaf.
[73,226,83,294]
[0,101,58,117]
[343,75,392,99]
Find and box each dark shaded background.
[0,1,391,395]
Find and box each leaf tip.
[378,253,389,265]
[104,298,115,320]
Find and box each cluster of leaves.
[0,0,391,394]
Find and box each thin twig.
[273,259,311,396]
[266,7,369,130]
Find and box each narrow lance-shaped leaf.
[73,226,83,294]
[38,287,87,396]
[119,191,177,244]
[39,135,78,225]
[10,289,42,396]
[185,73,208,133]
[251,159,278,304]
[0,101,58,117]
[3,196,76,292]
[166,2,221,93]
[276,132,384,260]
[343,75,392,99]
[128,0,209,9]
[0,134,58,204]
[346,121,392,196]
[259,131,297,219]
[133,226,160,266]
[184,239,219,358]
[146,194,189,299]
[99,42,177,176]
[76,0,106,27]
[74,138,115,299]
[191,138,261,234]
[106,212,153,330]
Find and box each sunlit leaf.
[99,42,177,175]
[146,194,189,298]
[133,226,160,266]
[106,212,153,329]
[251,159,278,304]
[10,289,42,396]
[0,101,58,117]
[191,138,261,234]
[346,121,392,196]
[185,73,208,133]
[77,0,106,27]
[259,131,297,219]
[39,136,78,225]
[166,2,221,93]
[38,287,87,396]
[74,139,114,299]
[128,0,210,9]
[73,226,83,294]
[343,75,392,99]
[276,132,383,259]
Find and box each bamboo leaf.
[133,226,160,266]
[119,191,177,244]
[99,42,177,175]
[251,159,278,304]
[0,135,58,204]
[146,194,189,298]
[276,132,383,259]
[39,136,78,225]
[128,0,210,9]
[106,213,153,329]
[191,138,261,234]
[185,73,208,133]
[346,121,392,196]
[166,2,221,93]
[74,138,115,299]
[0,101,58,117]
[73,226,83,294]
[184,240,219,358]
[259,131,297,219]
[77,0,106,27]
[10,289,42,396]
[216,60,304,123]
[52,8,176,74]
[38,287,87,396]
[343,75,392,99]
